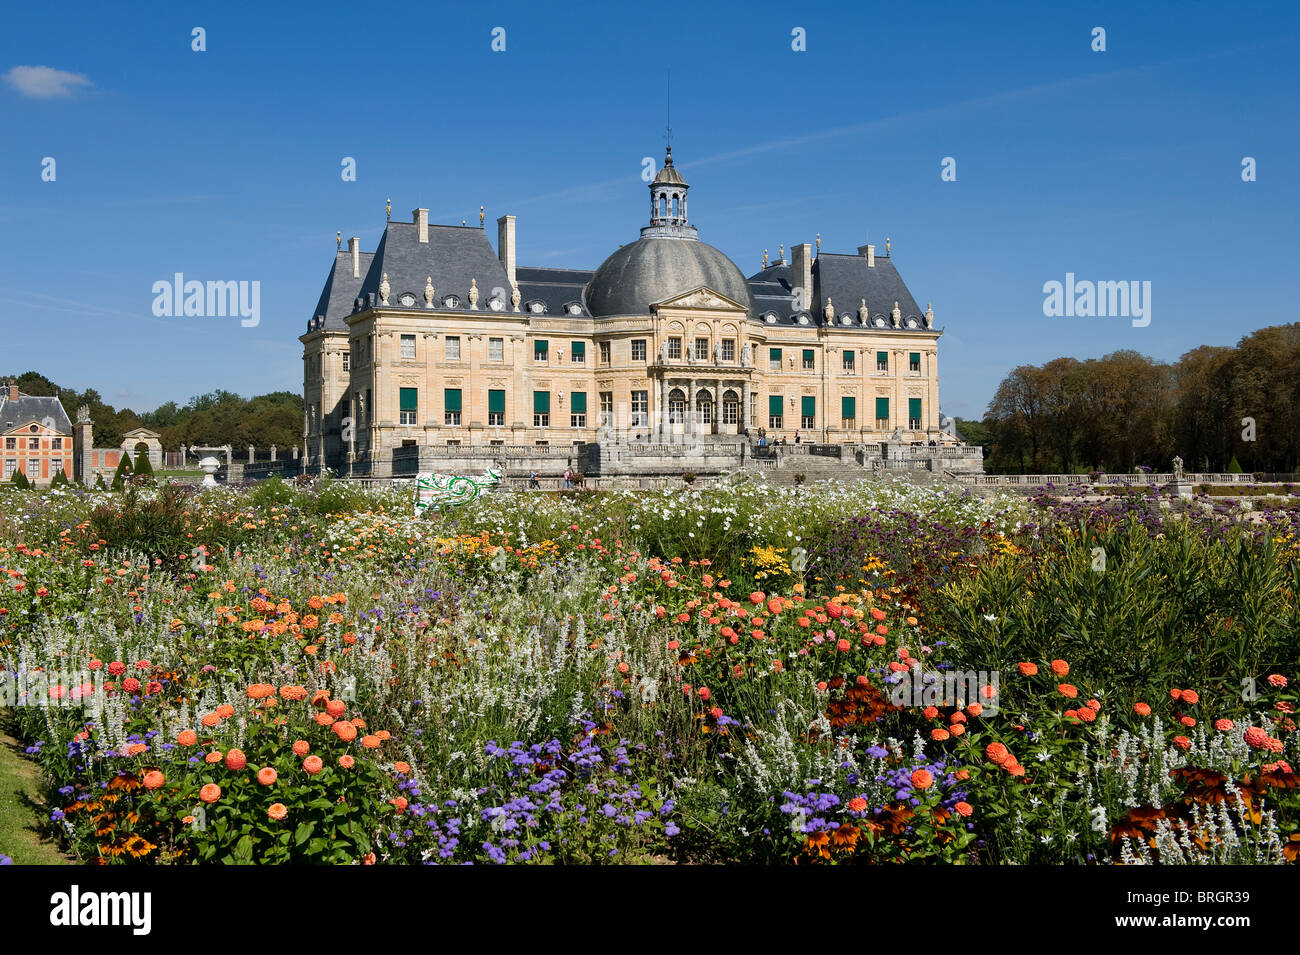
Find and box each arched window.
[659,194,667,218]
[722,390,740,425]
[668,388,686,423]
[695,390,713,425]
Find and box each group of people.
[750,428,801,448]
[527,468,580,490]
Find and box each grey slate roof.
[310,251,374,332]
[515,266,594,317]
[743,254,931,332]
[357,222,515,315]
[585,236,756,319]
[0,392,72,435]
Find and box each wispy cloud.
[3,65,94,99]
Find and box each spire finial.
[762,248,769,268]
[479,205,485,227]
[778,243,784,261]
[386,197,391,220]
[816,233,821,253]
[886,236,891,254]
[665,69,672,151]
[337,231,342,250]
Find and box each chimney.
[497,214,517,287]
[413,208,429,243]
[791,243,813,313]
[857,243,876,267]
[348,236,361,278]
[7,382,17,402]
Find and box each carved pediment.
[653,286,749,312]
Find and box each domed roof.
[585,236,755,318]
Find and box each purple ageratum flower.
[0,854,11,865]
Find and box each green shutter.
[910,352,920,366]
[770,348,782,362]
[801,396,816,418]
[533,391,550,414]
[768,395,784,417]
[399,388,418,412]
[844,349,855,364]
[876,397,889,420]
[842,396,856,420]
[909,398,922,421]
[877,351,888,366]
[444,388,461,413]
[802,349,814,365]
[571,391,587,413]
[488,389,505,413]
[534,340,548,355]
[571,341,585,356]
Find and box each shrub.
[110,455,132,490]
[50,469,70,487]
[9,470,30,489]
[133,448,155,482]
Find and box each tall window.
[668,389,685,424]
[876,351,888,373]
[51,437,62,450]
[909,397,922,429]
[842,350,855,372]
[570,392,587,428]
[631,339,646,362]
[488,389,505,427]
[801,396,816,430]
[488,337,503,361]
[342,350,351,371]
[533,391,550,427]
[571,342,586,364]
[3,438,13,450]
[534,340,549,363]
[668,337,682,360]
[630,390,648,426]
[399,388,418,426]
[768,395,784,430]
[599,392,614,427]
[400,334,416,359]
[3,459,15,478]
[28,438,39,450]
[444,388,462,426]
[842,397,856,429]
[802,349,815,371]
[26,459,39,480]
[769,348,782,371]
[722,339,735,362]
[910,352,921,373]
[695,391,713,426]
[52,458,64,476]
[694,337,709,361]
[875,397,890,430]
[722,390,739,425]
[599,341,611,365]
[445,336,461,361]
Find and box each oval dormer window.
[489,297,505,311]
[874,316,886,328]
[529,301,547,314]
[906,317,919,329]
[841,315,852,326]
[764,313,777,324]
[566,303,583,316]
[399,293,416,307]
[442,295,460,308]
[798,315,809,326]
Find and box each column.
[688,378,697,441]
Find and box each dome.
[584,236,755,318]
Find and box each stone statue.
[925,302,934,328]
[1172,456,1185,480]
[890,426,904,442]
[823,297,835,323]
[424,277,435,306]
[379,273,391,305]
[468,278,479,309]
[659,341,669,363]
[714,342,721,363]
[858,299,869,323]
[510,284,521,311]
[742,343,752,367]
[891,301,901,328]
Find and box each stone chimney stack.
[7,382,18,402]
[348,236,361,278]
[791,243,813,313]
[497,214,517,287]
[857,243,876,267]
[413,208,429,243]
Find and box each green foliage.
[132,447,155,481]
[9,470,30,489]
[50,469,70,487]
[1228,454,1243,473]
[110,454,132,490]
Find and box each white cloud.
[4,65,93,99]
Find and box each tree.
[110,454,133,490]
[133,445,155,481]
[9,470,30,489]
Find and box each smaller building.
[0,382,73,485]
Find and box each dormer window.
[566,303,583,316]
[873,316,886,328]
[442,295,460,308]
[528,301,547,314]
[764,313,777,324]
[398,293,417,307]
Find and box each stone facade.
[302,149,969,478]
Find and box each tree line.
[4,372,303,453]
[956,323,1300,475]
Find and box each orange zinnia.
[1134,702,1151,716]
[205,750,223,764]
[339,755,355,769]
[303,755,324,775]
[225,749,247,771]
[333,721,358,742]
[176,730,198,747]
[292,740,310,756]
[326,699,346,718]
[360,734,381,749]
[1050,659,1069,676]
[200,712,221,728]
[199,783,222,803]
[985,742,1010,765]
[910,769,934,790]
[1017,662,1038,676]
[142,770,165,790]
[257,767,278,786]
[267,803,288,821]
[216,704,235,719]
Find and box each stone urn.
[200,456,220,487]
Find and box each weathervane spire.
[666,70,672,151]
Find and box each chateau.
[302,149,978,480]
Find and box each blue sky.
[2,1,1296,419]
